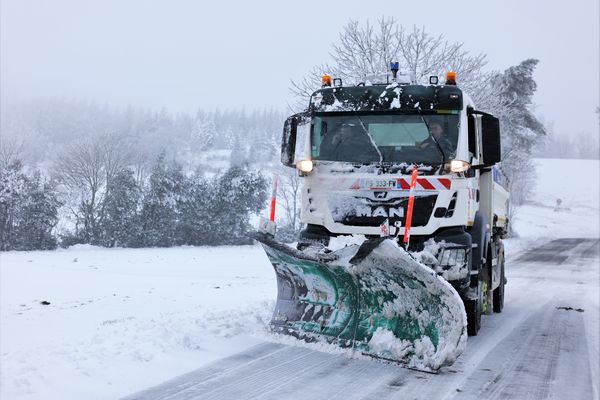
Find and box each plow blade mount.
[254,233,467,371]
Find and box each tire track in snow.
[123,343,292,399]
[457,299,592,400]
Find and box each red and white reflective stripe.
[269,175,278,222]
[397,177,451,190]
[403,168,419,248]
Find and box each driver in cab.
[319,123,379,163]
[419,121,453,155]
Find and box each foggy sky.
[2,0,599,137]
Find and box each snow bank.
[63,243,105,251]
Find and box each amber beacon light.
[321,75,332,87]
[446,71,457,85]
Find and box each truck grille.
[328,193,437,228]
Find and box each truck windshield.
[311,113,459,164]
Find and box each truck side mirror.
[281,112,310,167]
[467,113,477,155]
[481,114,501,165]
[281,116,297,167]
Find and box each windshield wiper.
[418,114,446,166]
[355,114,384,164]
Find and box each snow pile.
[368,327,440,370]
[413,238,441,265]
[368,327,412,356]
[327,234,367,251]
[64,243,104,251]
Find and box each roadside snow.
[0,246,276,400]
[505,158,599,257]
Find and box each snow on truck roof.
[309,83,464,113]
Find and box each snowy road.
[124,238,600,400]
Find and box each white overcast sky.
[1,0,599,136]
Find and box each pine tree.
[229,134,249,167]
[0,163,61,250]
[99,168,141,247]
[139,152,184,247]
[208,166,268,245]
[191,114,216,151]
[15,172,61,250]
[493,59,546,206]
[0,161,27,250]
[176,174,212,245]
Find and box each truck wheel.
[466,278,483,336]
[493,248,505,313]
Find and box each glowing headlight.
[447,160,470,173]
[296,160,314,173]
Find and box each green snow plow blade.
[253,233,467,371]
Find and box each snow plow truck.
[253,65,509,371]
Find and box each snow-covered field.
[1,158,598,400]
[505,158,599,254]
[0,247,277,399]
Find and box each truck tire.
[465,277,483,336]
[493,246,505,313]
[465,214,488,336]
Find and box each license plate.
[364,179,397,189]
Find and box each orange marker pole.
[403,168,419,249]
[269,174,278,222]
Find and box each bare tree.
[0,138,25,170]
[291,19,488,108]
[277,167,302,231]
[132,150,151,187]
[54,133,131,242]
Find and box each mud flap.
[253,233,467,371]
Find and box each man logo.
[356,205,405,218]
[373,191,388,199]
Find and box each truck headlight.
[446,160,470,173]
[296,160,314,173]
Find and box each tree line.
[0,161,61,250]
[1,151,267,251]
